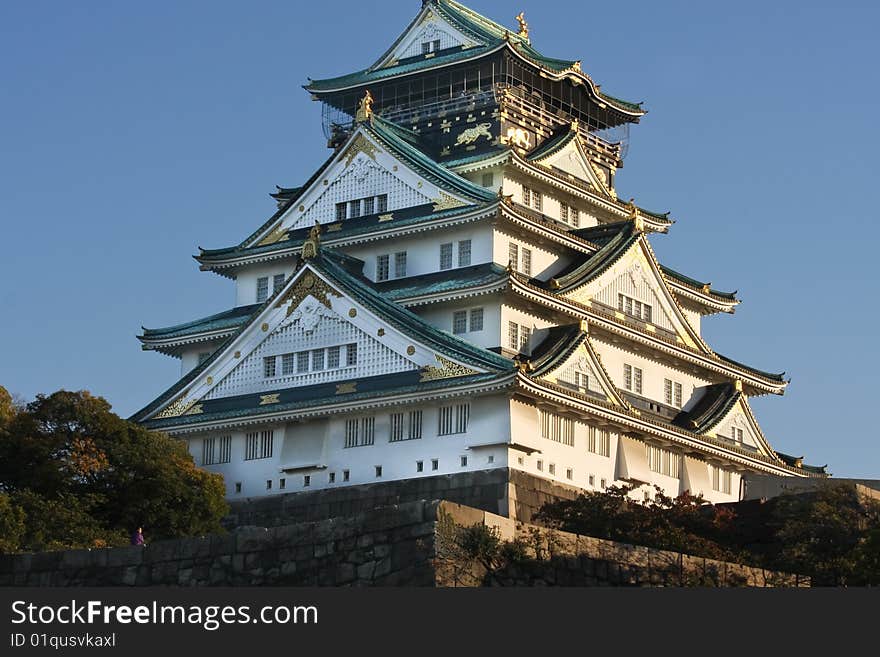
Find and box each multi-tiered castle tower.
[133,0,824,509]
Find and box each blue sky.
[1,1,877,477]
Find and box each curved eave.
[139,328,239,357]
[196,203,500,273]
[666,280,740,314]
[516,375,809,477]
[507,153,673,233]
[507,275,788,395]
[306,40,644,123]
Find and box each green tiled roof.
[660,264,737,301]
[549,221,639,292]
[527,324,586,373]
[715,352,785,383]
[775,451,828,475]
[140,304,260,341]
[375,262,507,301]
[672,382,739,433]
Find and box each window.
[349,199,361,218]
[234,482,242,494]
[548,463,556,475]
[363,196,375,215]
[421,42,431,55]
[344,417,375,448]
[536,459,543,472]
[328,346,340,369]
[574,371,589,391]
[336,202,347,221]
[416,460,424,473]
[665,379,683,408]
[202,438,216,466]
[508,321,519,350]
[711,465,733,494]
[508,242,518,270]
[460,456,468,467]
[623,364,643,394]
[521,248,532,276]
[540,411,574,446]
[338,195,387,219]
[266,479,273,490]
[469,308,484,332]
[487,455,494,464]
[523,186,542,210]
[431,458,439,471]
[731,426,744,444]
[520,325,531,349]
[588,474,595,487]
[618,293,652,323]
[263,356,276,378]
[256,277,269,303]
[245,430,273,460]
[303,475,310,487]
[517,455,524,466]
[376,254,390,282]
[281,353,295,376]
[600,478,607,489]
[481,172,493,187]
[279,478,286,490]
[273,274,285,294]
[438,403,469,435]
[346,343,358,366]
[218,435,231,463]
[390,410,422,442]
[394,252,407,278]
[343,469,350,482]
[458,240,472,267]
[647,445,680,478]
[566,468,573,480]
[560,203,579,227]
[452,311,468,335]
[440,243,453,270]
[312,349,325,371]
[376,194,388,213]
[375,465,383,478]
[587,426,611,457]
[296,351,309,373]
[329,472,336,484]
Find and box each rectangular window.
[438,403,469,436]
[336,202,347,221]
[560,203,568,223]
[440,242,453,270]
[281,353,295,376]
[312,349,325,371]
[508,242,518,271]
[345,417,375,448]
[575,371,589,391]
[624,364,642,393]
[343,469,350,482]
[589,474,595,487]
[508,321,519,350]
[375,465,382,478]
[394,251,407,278]
[349,199,361,218]
[634,367,643,394]
[452,311,468,334]
[260,430,273,459]
[481,172,493,187]
[664,379,673,406]
[376,254,390,282]
[346,343,358,366]
[520,325,531,349]
[256,277,269,303]
[601,478,607,489]
[618,293,652,322]
[624,364,632,391]
[566,468,573,480]
[432,39,441,51]
[327,346,341,369]
[536,459,543,472]
[458,239,472,267]
[376,194,388,213]
[665,380,683,407]
[202,438,216,466]
[303,475,310,487]
[296,351,309,373]
[587,426,611,457]
[273,273,285,294]
[244,430,273,460]
[521,248,532,276]
[363,196,375,215]
[416,460,424,472]
[431,459,439,471]
[329,472,336,483]
[422,42,431,55]
[218,435,231,463]
[263,356,276,378]
[711,465,733,494]
[533,190,543,211]
[731,426,744,443]
[460,456,468,467]
[390,412,405,442]
[389,411,422,443]
[522,186,530,206]
[279,478,286,490]
[674,382,682,408]
[266,479,272,490]
[647,445,680,478]
[469,308,484,332]
[408,410,423,440]
[540,411,575,446]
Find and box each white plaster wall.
[501,173,604,230]
[492,227,569,280]
[235,263,294,307]
[415,299,502,350]
[501,304,554,352]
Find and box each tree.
[0,387,228,553]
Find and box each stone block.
[235,527,272,552]
[107,546,145,568]
[357,561,376,580]
[122,566,138,587]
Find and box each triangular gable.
[145,261,493,421]
[528,325,628,407]
[528,129,615,198]
[248,125,477,243]
[560,236,708,353]
[372,3,481,69]
[700,394,777,460]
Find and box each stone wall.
[0,500,807,587]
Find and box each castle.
[133,0,824,509]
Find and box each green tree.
[0,387,228,553]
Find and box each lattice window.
[256,277,269,303]
[665,379,683,408]
[440,243,453,270]
[296,351,309,373]
[508,321,519,350]
[346,343,358,366]
[438,403,469,436]
[377,194,388,213]
[624,364,643,394]
[452,311,468,335]
[731,426,744,444]
[345,417,375,448]
[508,242,518,270]
[458,240,471,267]
[244,430,273,460]
[390,410,422,442]
[469,308,483,332]
[263,356,276,378]
[521,248,532,276]
[336,203,347,221]
[218,435,231,464]
[394,252,407,278]
[349,199,361,218]
[328,346,340,369]
[202,438,216,466]
[540,411,574,446]
[587,426,610,456]
[363,196,375,215]
[312,349,325,371]
[273,274,285,294]
[520,325,531,349]
[647,445,680,478]
[481,172,493,187]
[377,254,390,282]
[711,465,733,494]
